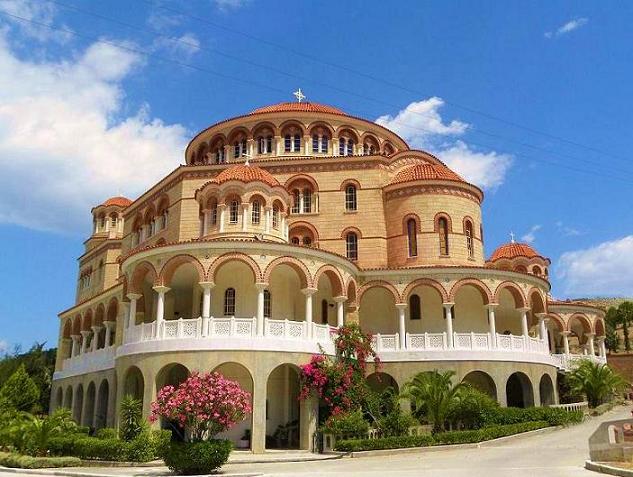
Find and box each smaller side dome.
[211,164,280,187]
[389,163,464,185]
[250,102,345,115]
[101,196,132,208]
[489,242,543,261]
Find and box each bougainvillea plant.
[150,371,252,442]
[299,324,380,418]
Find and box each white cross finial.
[293,88,306,103]
[510,231,515,243]
[242,152,251,166]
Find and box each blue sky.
[0,0,632,350]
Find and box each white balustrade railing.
[550,401,589,413]
[551,353,607,371]
[58,346,115,377]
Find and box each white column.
[302,288,317,338]
[241,203,249,232]
[103,321,114,347]
[333,138,340,156]
[280,214,287,238]
[247,138,255,158]
[153,286,169,338]
[80,330,90,354]
[298,193,304,214]
[586,333,596,356]
[264,207,271,233]
[562,331,570,355]
[333,296,346,328]
[486,303,498,348]
[218,204,226,232]
[443,303,455,348]
[126,293,141,328]
[600,338,607,358]
[396,303,407,350]
[519,308,529,338]
[199,282,214,337]
[275,136,282,156]
[71,335,80,357]
[202,209,209,236]
[304,135,310,155]
[537,314,547,341]
[91,326,102,351]
[255,283,267,336]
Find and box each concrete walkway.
[0,406,629,477]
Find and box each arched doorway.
[123,366,144,401]
[506,372,534,408]
[359,285,397,335]
[367,372,399,394]
[54,387,63,411]
[95,380,109,430]
[83,382,96,427]
[64,386,73,410]
[462,371,497,400]
[266,364,301,450]
[73,384,84,423]
[452,283,489,333]
[213,362,254,450]
[539,374,555,406]
[155,363,190,441]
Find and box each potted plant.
[150,371,251,475]
[238,429,251,449]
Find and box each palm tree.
[566,359,628,408]
[401,370,465,433]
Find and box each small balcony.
[54,346,116,379]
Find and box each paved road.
[0,407,628,477]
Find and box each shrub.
[72,437,127,461]
[566,360,628,408]
[334,421,550,452]
[162,440,232,475]
[447,387,499,430]
[119,395,145,442]
[319,409,369,438]
[95,428,118,440]
[0,451,81,469]
[481,407,582,427]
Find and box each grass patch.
[0,451,81,469]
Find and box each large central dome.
[250,102,345,115]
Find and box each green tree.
[618,302,633,352]
[0,364,40,412]
[119,395,146,441]
[566,359,628,408]
[401,370,465,433]
[605,307,620,353]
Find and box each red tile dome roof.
[250,102,345,115]
[100,196,132,208]
[490,242,543,261]
[389,163,464,185]
[211,164,280,187]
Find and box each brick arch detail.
[527,287,548,314]
[345,277,358,306]
[493,281,527,308]
[208,253,262,283]
[284,174,319,192]
[402,278,448,303]
[313,264,345,297]
[448,278,492,304]
[263,256,311,289]
[358,280,401,304]
[433,212,453,233]
[546,313,565,332]
[594,317,606,336]
[129,261,158,294]
[402,213,422,234]
[568,313,592,334]
[158,254,206,285]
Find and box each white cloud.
[0,0,71,42]
[214,0,250,12]
[152,33,201,60]
[376,97,468,148]
[0,33,189,234]
[545,17,588,39]
[556,235,633,297]
[0,339,10,356]
[376,99,512,190]
[146,10,183,30]
[555,221,582,237]
[521,224,542,244]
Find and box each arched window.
[346,232,358,260]
[229,200,239,224]
[312,135,319,153]
[210,203,217,225]
[345,185,357,211]
[363,143,376,155]
[312,134,328,153]
[110,214,117,229]
[284,134,301,152]
[233,139,246,158]
[409,294,421,320]
[339,138,346,156]
[407,218,417,257]
[465,220,474,258]
[263,290,271,318]
[291,237,300,245]
[215,146,225,164]
[303,236,312,247]
[438,217,449,256]
[303,189,312,213]
[251,200,261,225]
[321,299,328,324]
[480,224,484,245]
[224,288,236,316]
[272,205,279,229]
[258,136,273,154]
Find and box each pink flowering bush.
[299,324,380,419]
[150,372,251,442]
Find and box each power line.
[144,0,630,165]
[40,0,633,178]
[1,9,632,185]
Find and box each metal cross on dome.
[293,88,306,103]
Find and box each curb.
[586,460,633,477]
[347,425,562,458]
[0,468,263,477]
